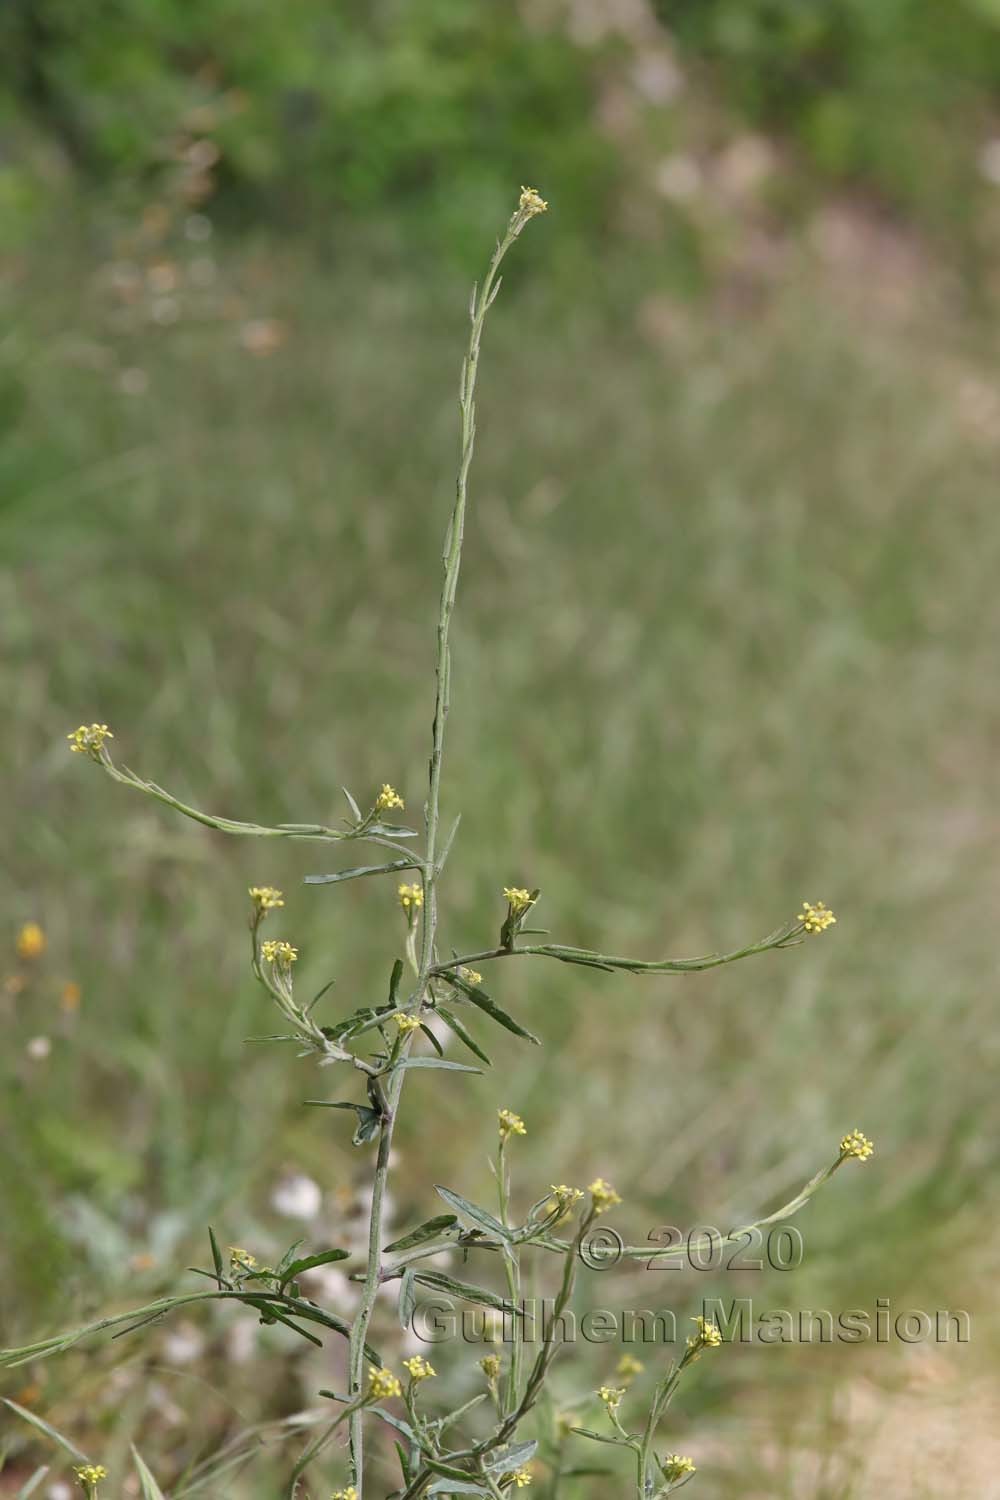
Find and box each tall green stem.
[346,199,544,1495]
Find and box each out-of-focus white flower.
[26,1036,52,1061]
[299,1264,358,1311]
[978,140,1000,186]
[271,1172,322,1220]
[163,1321,206,1364]
[654,155,702,203]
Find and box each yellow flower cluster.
[398,883,423,912]
[16,922,46,960]
[503,887,534,915]
[662,1453,697,1482]
[249,885,284,913]
[261,939,298,965]
[518,186,548,216]
[480,1353,501,1382]
[403,1354,436,1382]
[458,965,483,985]
[74,1467,108,1489]
[840,1128,874,1162]
[511,1468,533,1488]
[499,1107,527,1140]
[368,1366,402,1400]
[616,1353,644,1382]
[375,783,405,813]
[546,1184,584,1220]
[396,1013,422,1034]
[798,900,836,934]
[331,1488,357,1500]
[687,1314,723,1352]
[597,1385,625,1412]
[588,1178,621,1215]
[67,723,113,758]
[229,1246,257,1271]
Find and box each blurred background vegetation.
[3,2,1000,1495]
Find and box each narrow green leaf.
[436,1005,492,1065]
[390,1058,481,1074]
[278,1249,350,1289]
[412,1271,513,1313]
[304,859,418,886]
[570,1427,628,1447]
[388,959,404,1007]
[434,1186,508,1240]
[208,1226,224,1285]
[398,1268,416,1331]
[132,1447,167,1500]
[427,1484,488,1496]
[341,786,362,822]
[486,1440,538,1474]
[451,981,540,1044]
[16,1469,50,1499]
[385,1215,459,1253]
[2,1401,89,1463]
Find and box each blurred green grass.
[2,215,998,1495]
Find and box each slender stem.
[496,1138,522,1413]
[345,205,539,1496]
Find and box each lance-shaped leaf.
[385,1214,459,1253]
[485,1440,538,1474]
[389,1057,482,1075]
[412,1271,514,1313]
[447,976,540,1045]
[278,1248,350,1290]
[435,1186,509,1240]
[398,1267,417,1330]
[132,1448,167,1500]
[304,858,419,886]
[436,1004,492,1065]
[2,1400,89,1462]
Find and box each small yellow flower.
[458,965,483,985]
[662,1453,697,1482]
[16,922,46,960]
[403,1354,436,1381]
[396,1013,422,1034]
[229,1246,257,1272]
[398,882,424,912]
[616,1353,644,1382]
[511,1468,534,1488]
[503,887,534,916]
[368,1366,402,1401]
[555,1411,576,1439]
[61,980,82,1012]
[261,939,298,965]
[687,1314,723,1353]
[375,783,405,813]
[839,1128,874,1162]
[597,1385,625,1412]
[249,885,284,914]
[798,900,836,934]
[480,1352,502,1382]
[545,1184,585,1220]
[588,1178,621,1215]
[499,1107,527,1140]
[67,723,113,759]
[518,186,548,217]
[331,1488,358,1500]
[73,1467,108,1490]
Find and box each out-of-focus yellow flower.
[396,1013,422,1034]
[375,783,404,813]
[398,883,423,912]
[503,887,534,915]
[839,1128,874,1162]
[331,1488,358,1500]
[458,965,483,985]
[616,1353,644,1382]
[480,1353,501,1382]
[687,1314,723,1353]
[798,900,836,934]
[545,1184,584,1221]
[16,922,46,960]
[588,1178,621,1214]
[597,1385,625,1412]
[261,939,298,965]
[67,723,113,759]
[368,1366,402,1401]
[662,1453,697,1482]
[61,980,82,1012]
[249,886,284,914]
[499,1107,527,1140]
[229,1246,257,1272]
[518,186,548,217]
